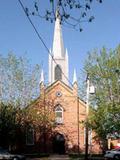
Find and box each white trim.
[55,105,63,124]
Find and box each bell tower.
[49,11,69,85]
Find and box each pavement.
[49,154,70,160]
[27,154,70,160]
[26,154,105,160]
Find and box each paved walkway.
[27,154,70,160]
[49,154,70,160]
[26,155,104,160]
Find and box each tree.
[21,96,55,152]
[0,53,41,150]
[0,103,21,149]
[22,98,55,130]
[83,45,120,150]
[24,0,103,32]
[0,53,40,107]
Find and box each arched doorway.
[53,133,65,154]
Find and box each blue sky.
[0,0,120,83]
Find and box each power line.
[18,1,82,154]
[18,0,75,88]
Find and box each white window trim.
[55,105,63,124]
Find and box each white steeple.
[65,48,68,59]
[52,10,65,58]
[48,10,69,85]
[73,69,77,84]
[65,48,69,82]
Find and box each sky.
[0,0,120,83]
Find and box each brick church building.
[24,12,101,154]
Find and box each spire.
[39,69,44,84]
[65,48,68,59]
[52,10,65,58]
[73,69,78,96]
[73,69,77,84]
[65,48,69,84]
[49,9,69,85]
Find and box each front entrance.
[53,133,65,154]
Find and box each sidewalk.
[26,155,104,160]
[49,154,70,160]
[26,154,70,160]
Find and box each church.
[24,12,101,154]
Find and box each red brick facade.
[24,80,101,154]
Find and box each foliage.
[84,45,120,147]
[0,103,24,149]
[0,97,55,150]
[22,98,55,131]
[20,97,55,153]
[25,0,103,31]
[0,53,40,107]
[0,53,56,150]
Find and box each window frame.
[55,105,63,124]
[54,65,62,81]
[26,126,35,146]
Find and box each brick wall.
[24,80,101,154]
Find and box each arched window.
[26,126,34,145]
[55,65,62,81]
[55,105,63,124]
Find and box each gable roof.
[27,80,86,109]
[45,80,73,94]
[45,80,86,107]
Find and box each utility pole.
[85,74,95,160]
[85,75,90,160]
[77,96,80,155]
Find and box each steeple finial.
[56,6,60,19]
[73,69,77,84]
